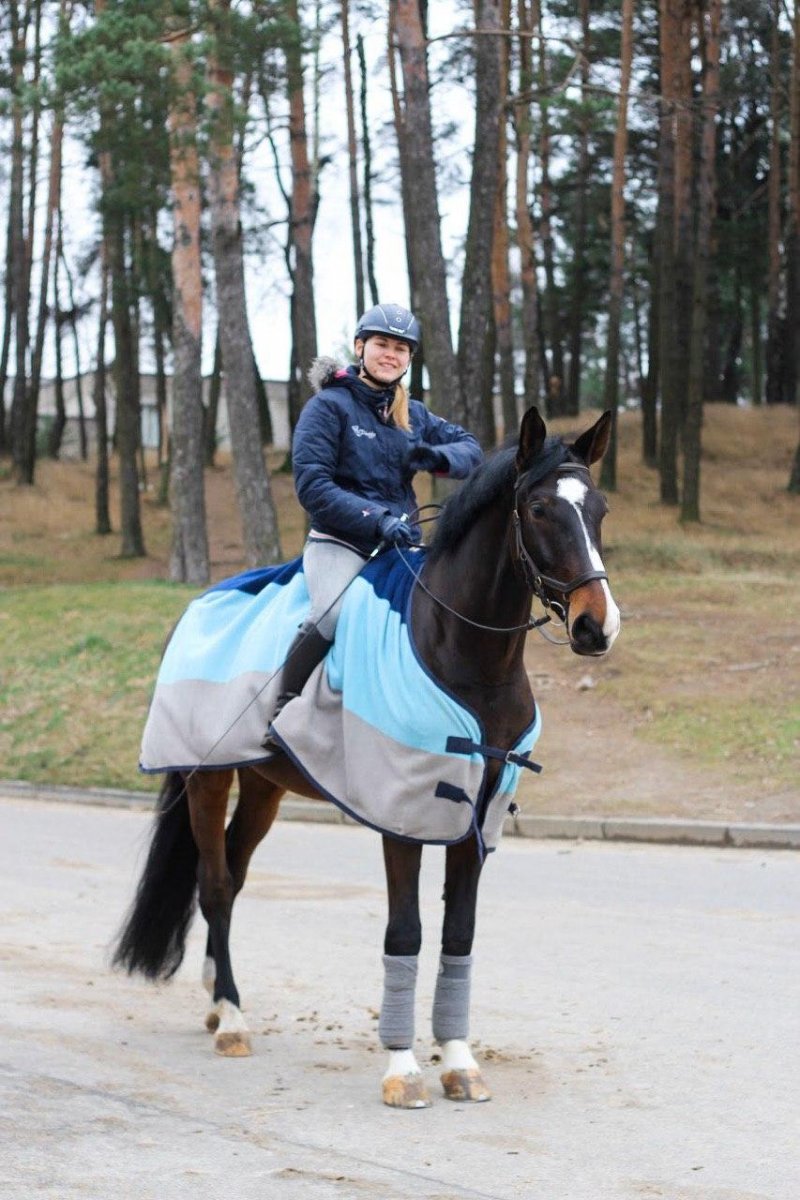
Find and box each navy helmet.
[354,304,421,353]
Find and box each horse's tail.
[112,772,198,981]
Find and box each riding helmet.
[354,304,421,353]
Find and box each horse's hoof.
[441,1068,491,1102]
[382,1073,432,1109]
[205,1009,220,1033]
[214,1030,252,1057]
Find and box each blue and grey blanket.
[140,549,541,851]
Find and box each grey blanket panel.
[142,671,282,770]
[274,667,488,843]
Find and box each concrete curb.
[3,778,799,850]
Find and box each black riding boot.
[264,623,332,746]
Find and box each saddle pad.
[140,550,541,851]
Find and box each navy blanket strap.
[445,735,543,774]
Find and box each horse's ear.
[516,406,547,471]
[571,410,612,466]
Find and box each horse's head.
[514,407,621,657]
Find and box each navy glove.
[377,513,415,547]
[408,444,447,473]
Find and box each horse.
[112,406,620,1109]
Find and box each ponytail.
[389,381,411,431]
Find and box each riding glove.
[377,514,415,546]
[408,445,447,473]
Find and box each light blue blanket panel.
[156,561,310,687]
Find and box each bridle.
[399,461,608,638]
[511,462,608,625]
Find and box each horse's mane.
[427,434,569,561]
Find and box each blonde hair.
[389,381,411,431]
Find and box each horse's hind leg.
[379,836,431,1108]
[436,836,490,1102]
[186,770,249,1055]
[199,767,284,1053]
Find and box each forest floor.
[2,403,799,824]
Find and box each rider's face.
[356,335,412,385]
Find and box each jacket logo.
[351,424,376,439]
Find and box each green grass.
[0,582,196,790]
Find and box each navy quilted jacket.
[292,365,483,555]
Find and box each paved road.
[1,796,798,1200]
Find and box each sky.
[50,4,474,387]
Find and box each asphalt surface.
[1,793,799,1199]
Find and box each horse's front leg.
[436,835,490,1102]
[379,836,430,1108]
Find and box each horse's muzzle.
[567,583,620,657]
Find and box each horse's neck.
[416,505,532,699]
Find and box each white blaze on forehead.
[556,476,603,571]
[555,474,621,646]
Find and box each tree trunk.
[513,0,541,408]
[492,0,515,440]
[565,0,592,417]
[286,0,319,422]
[750,283,763,405]
[387,18,422,394]
[93,244,112,535]
[60,243,88,460]
[47,199,66,459]
[357,33,379,308]
[657,0,681,505]
[681,0,721,523]
[642,241,660,468]
[765,0,784,405]
[600,0,634,493]
[391,0,458,418]
[167,22,209,585]
[672,0,694,424]
[0,185,14,455]
[785,0,800,422]
[533,0,563,414]
[9,0,33,483]
[457,0,503,444]
[205,328,222,467]
[341,1,365,319]
[720,269,742,404]
[108,215,145,557]
[207,0,282,566]
[31,104,65,456]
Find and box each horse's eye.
[529,502,546,519]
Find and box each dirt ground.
[2,405,799,824]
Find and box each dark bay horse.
[113,406,620,1108]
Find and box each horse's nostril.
[571,612,605,652]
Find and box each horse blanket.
[140,549,541,852]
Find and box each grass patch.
[0,582,195,790]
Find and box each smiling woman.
[264,302,483,736]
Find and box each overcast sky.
[50,5,473,386]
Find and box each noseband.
[512,464,608,621]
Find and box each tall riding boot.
[264,622,333,747]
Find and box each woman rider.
[267,302,483,730]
